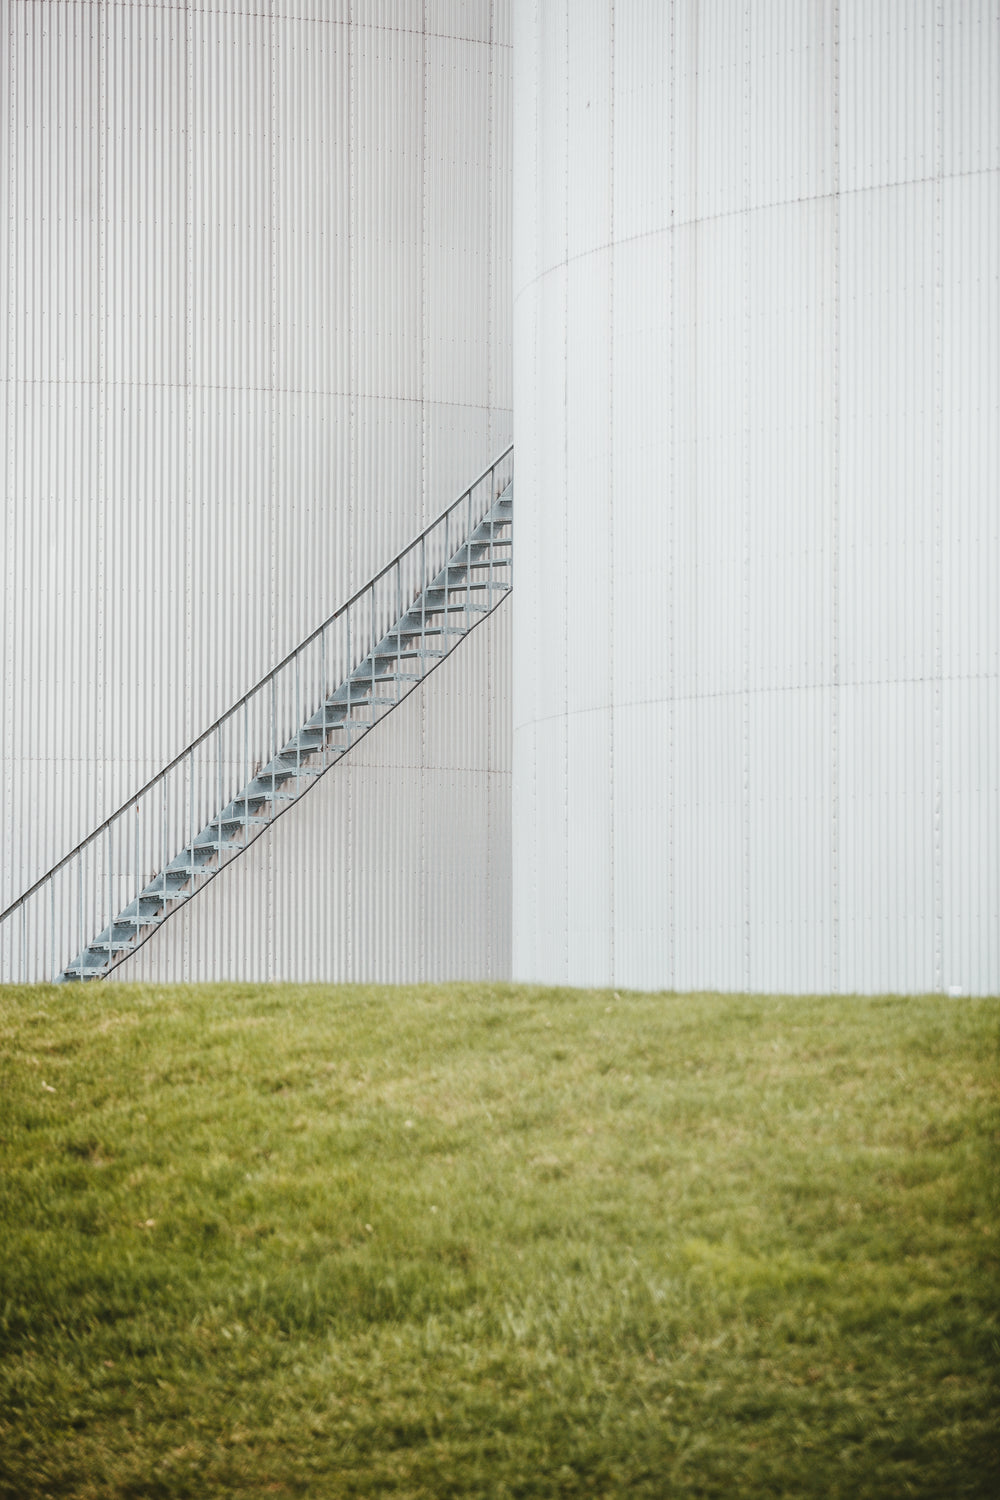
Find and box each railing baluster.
[488,467,495,605]
[162,778,167,901]
[396,559,402,696]
[106,827,113,967]
[466,481,472,628]
[217,725,223,863]
[421,534,426,669]
[321,625,327,769]
[346,602,353,749]
[78,853,83,980]
[135,802,140,944]
[243,701,249,837]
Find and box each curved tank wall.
[1,0,513,981]
[512,0,999,994]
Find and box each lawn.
[0,982,996,1498]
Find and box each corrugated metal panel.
[840,0,935,195]
[838,173,937,995]
[1,1,513,981]
[943,0,1000,178]
[490,12,513,454]
[940,156,1000,994]
[512,0,999,995]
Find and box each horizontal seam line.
[514,163,1000,304]
[517,671,1000,733]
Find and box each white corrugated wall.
[1,0,513,981]
[512,0,999,995]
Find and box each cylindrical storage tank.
[512,0,999,994]
[1,1,513,981]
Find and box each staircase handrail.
[0,444,513,927]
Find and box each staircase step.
[347,666,422,685]
[106,914,158,940]
[120,894,170,920]
[206,815,252,836]
[166,851,215,875]
[258,766,323,786]
[62,962,109,981]
[414,604,492,618]
[387,624,469,642]
[397,607,485,625]
[89,926,130,953]
[225,795,276,817]
[139,871,190,898]
[423,583,498,598]
[469,520,510,538]
[284,730,343,753]
[78,942,127,967]
[372,647,446,661]
[434,558,510,579]
[327,691,400,708]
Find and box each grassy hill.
[0,982,996,1497]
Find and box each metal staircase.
[0,448,512,983]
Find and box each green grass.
[0,982,996,1499]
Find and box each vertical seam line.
[419,0,428,981]
[831,0,841,995]
[668,0,676,992]
[487,0,494,460]
[562,0,569,983]
[529,0,539,977]
[2,2,15,913]
[268,0,277,980]
[933,0,944,992]
[99,0,107,835]
[742,0,751,994]
[608,0,615,989]
[486,0,495,981]
[347,0,356,982]
[184,0,194,980]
